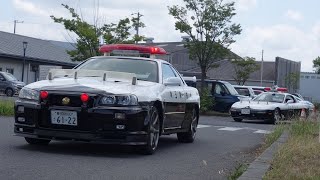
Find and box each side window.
[214,83,224,95]
[6,68,14,75]
[162,64,176,81]
[221,84,230,95]
[285,95,295,103]
[170,65,185,85]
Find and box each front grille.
[48,94,96,107]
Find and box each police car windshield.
[77,58,158,82]
[253,93,285,103]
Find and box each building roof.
[0,31,77,66]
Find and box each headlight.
[100,95,138,106]
[19,88,39,100]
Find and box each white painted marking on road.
[253,130,271,134]
[218,127,243,131]
[197,125,211,129]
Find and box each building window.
[0,67,2,71]
[311,76,316,79]
[6,68,14,74]
[305,76,310,79]
[300,75,304,78]
[317,76,320,79]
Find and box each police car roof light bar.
[99,44,167,55]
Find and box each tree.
[285,73,299,93]
[51,4,145,61]
[313,56,320,74]
[168,0,241,91]
[232,57,259,85]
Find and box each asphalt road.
[0,116,274,180]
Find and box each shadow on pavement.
[15,136,181,158]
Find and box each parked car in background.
[183,76,197,88]
[230,92,311,124]
[233,85,256,99]
[206,80,249,112]
[0,72,25,96]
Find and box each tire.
[177,107,198,143]
[233,118,243,122]
[270,108,281,124]
[5,88,14,97]
[25,137,51,145]
[140,106,160,155]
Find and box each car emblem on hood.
[62,97,70,105]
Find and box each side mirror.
[287,100,294,104]
[164,77,182,86]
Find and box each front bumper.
[14,99,150,145]
[230,109,274,120]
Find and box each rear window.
[235,87,250,96]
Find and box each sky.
[0,0,319,72]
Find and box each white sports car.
[230,92,312,124]
[14,44,200,155]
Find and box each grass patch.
[263,124,286,149]
[0,100,14,116]
[264,120,320,180]
[228,163,249,180]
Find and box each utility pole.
[260,50,264,86]
[14,20,24,34]
[132,12,143,44]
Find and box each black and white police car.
[230,91,313,124]
[14,44,200,154]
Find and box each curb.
[238,131,289,180]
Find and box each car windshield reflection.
[253,93,285,103]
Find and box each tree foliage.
[168,0,241,91]
[285,73,300,93]
[231,57,259,85]
[51,4,145,61]
[313,56,320,74]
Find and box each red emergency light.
[99,44,167,55]
[277,87,288,92]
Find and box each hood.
[232,100,278,110]
[13,81,26,86]
[24,77,164,102]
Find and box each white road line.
[217,127,244,131]
[253,130,271,134]
[197,125,211,128]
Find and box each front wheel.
[270,108,281,124]
[5,88,14,97]
[177,107,198,143]
[25,137,51,145]
[140,106,160,155]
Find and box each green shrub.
[313,102,320,111]
[200,88,214,113]
[0,100,14,116]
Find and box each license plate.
[241,109,250,115]
[51,110,77,126]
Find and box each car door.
[161,63,186,129]
[283,95,297,118]
[212,82,234,112]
